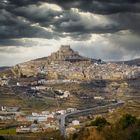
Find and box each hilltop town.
[1,45,139,82]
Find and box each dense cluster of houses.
[0,106,79,134]
[85,63,140,80]
[0,106,22,121]
[16,111,58,133]
[34,60,140,81]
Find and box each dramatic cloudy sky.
[0,0,140,66]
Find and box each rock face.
[12,63,38,78]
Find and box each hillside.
[116,58,140,66]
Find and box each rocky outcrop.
[44,45,92,63]
[10,45,93,78]
[12,62,38,78]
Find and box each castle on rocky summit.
[48,45,90,62]
[59,45,71,51]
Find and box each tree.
[119,114,137,129]
[33,119,38,124]
[90,117,109,131]
[0,136,5,140]
[129,130,140,140]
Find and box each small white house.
[17,82,20,86]
[16,126,31,133]
[94,96,105,100]
[72,120,80,126]
[59,91,70,99]
[1,106,20,112]
[31,124,42,133]
[42,123,58,130]
[56,110,66,115]
[35,86,46,90]
[67,108,77,113]
[26,115,48,122]
[63,91,70,98]
[42,111,50,115]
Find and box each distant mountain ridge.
[116,58,140,66]
[0,67,10,71]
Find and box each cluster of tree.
[69,114,140,140]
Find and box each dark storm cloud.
[0,1,63,41]
[47,0,140,14]
[13,3,62,25]
[11,3,122,40]
[45,0,140,38]
[51,8,120,34]
[6,0,44,6]
[0,38,41,47]
[0,0,140,47]
[0,8,57,40]
[109,13,140,35]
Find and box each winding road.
[58,100,125,136]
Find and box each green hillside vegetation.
[0,128,16,134]
[68,114,140,140]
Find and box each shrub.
[90,117,109,131]
[119,114,137,129]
